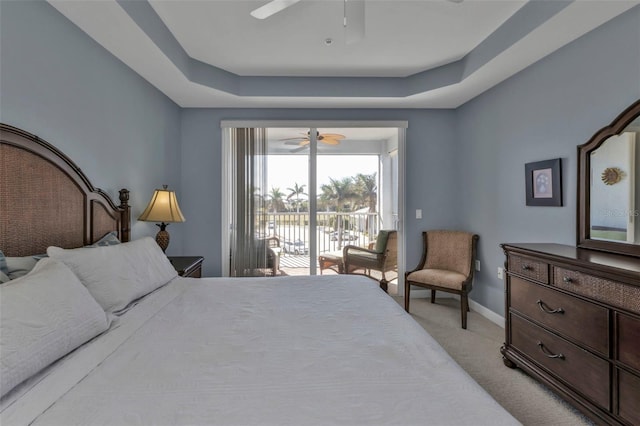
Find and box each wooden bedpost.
[119,188,131,242]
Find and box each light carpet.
[394,296,594,426]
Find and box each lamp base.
[156,223,170,252]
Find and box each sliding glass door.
[222,121,406,293]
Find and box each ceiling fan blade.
[319,133,346,140]
[298,140,310,146]
[344,0,365,45]
[321,138,341,146]
[290,145,308,153]
[279,132,309,141]
[284,140,304,146]
[251,0,303,19]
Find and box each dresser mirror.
[578,99,640,257]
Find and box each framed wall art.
[525,158,562,206]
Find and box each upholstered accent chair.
[405,230,479,329]
[343,230,398,292]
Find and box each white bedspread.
[2,275,519,426]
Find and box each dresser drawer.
[509,276,609,355]
[553,267,640,315]
[617,313,640,372]
[508,254,549,283]
[618,369,640,425]
[510,314,610,409]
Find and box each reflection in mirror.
[578,99,640,257]
[589,127,638,245]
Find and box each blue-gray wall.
[455,7,640,314]
[180,109,457,276]
[0,1,184,253]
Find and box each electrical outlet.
[475,260,481,271]
[497,267,504,280]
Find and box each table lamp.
[138,185,185,252]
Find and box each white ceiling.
[48,0,639,108]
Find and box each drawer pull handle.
[536,300,564,314]
[522,265,532,271]
[537,341,565,360]
[562,277,573,283]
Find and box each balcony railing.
[261,212,380,256]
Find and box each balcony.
[261,212,380,275]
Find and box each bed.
[0,124,519,425]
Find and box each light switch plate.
[416,209,422,219]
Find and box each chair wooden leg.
[380,272,388,293]
[404,282,410,312]
[430,289,436,304]
[461,294,469,329]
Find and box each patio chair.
[343,230,398,292]
[256,236,281,276]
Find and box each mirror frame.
[578,99,640,258]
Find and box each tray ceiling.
[48,0,639,108]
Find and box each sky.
[267,155,378,198]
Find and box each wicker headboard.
[0,124,130,256]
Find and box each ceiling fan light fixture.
[250,0,367,44]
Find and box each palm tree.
[268,187,286,212]
[320,177,357,246]
[355,172,377,213]
[286,182,307,213]
[355,173,377,236]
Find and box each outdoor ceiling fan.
[281,131,346,152]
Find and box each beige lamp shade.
[138,185,186,223]
[138,185,185,252]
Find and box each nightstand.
[168,256,204,278]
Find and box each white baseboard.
[468,299,504,328]
[408,290,504,328]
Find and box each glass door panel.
[316,127,383,268]
[266,128,310,276]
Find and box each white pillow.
[0,258,111,398]
[47,237,177,314]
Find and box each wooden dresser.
[501,243,640,425]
